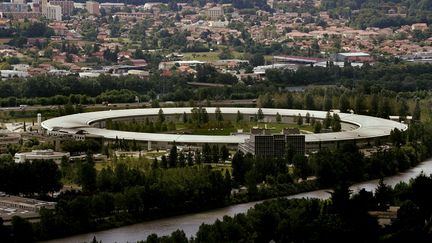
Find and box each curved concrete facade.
[41,107,408,148]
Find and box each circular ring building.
[41,107,407,151]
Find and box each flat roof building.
[0,194,56,224]
[14,149,69,164]
[0,132,20,153]
[0,2,27,12]
[86,1,99,16]
[50,0,74,16]
[206,6,224,19]
[46,3,62,21]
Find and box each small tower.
[37,113,42,133]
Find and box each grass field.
[0,38,11,44]
[254,123,315,133]
[182,50,247,62]
[183,52,221,61]
[264,55,274,63]
[168,122,314,135]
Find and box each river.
[43,158,432,243]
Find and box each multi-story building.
[206,6,223,19]
[86,1,99,16]
[0,2,28,13]
[41,0,47,15]
[239,128,305,158]
[46,3,61,20]
[50,0,74,16]
[100,2,125,10]
[285,134,306,156]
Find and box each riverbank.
[42,158,432,243]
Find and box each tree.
[178,152,186,167]
[398,98,409,121]
[182,112,188,123]
[370,94,379,116]
[169,144,178,168]
[311,39,320,54]
[332,113,342,132]
[286,92,294,108]
[215,107,224,123]
[236,110,243,123]
[354,95,365,114]
[202,143,211,163]
[11,216,34,243]
[378,98,391,119]
[324,92,333,111]
[293,154,309,180]
[339,93,350,113]
[390,128,405,148]
[201,107,209,124]
[310,115,316,126]
[257,108,264,121]
[211,145,219,163]
[220,145,229,161]
[375,179,392,211]
[33,160,62,194]
[158,108,165,123]
[161,155,168,169]
[218,47,233,59]
[314,120,322,133]
[187,151,193,166]
[412,98,421,122]
[297,113,303,126]
[0,218,11,242]
[78,154,97,192]
[249,53,265,67]
[304,93,315,109]
[194,150,202,165]
[152,158,159,169]
[232,151,250,184]
[133,48,145,59]
[323,111,332,129]
[276,112,281,123]
[330,182,352,215]
[305,112,311,123]
[394,200,423,232]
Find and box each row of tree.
[257,88,421,121]
[0,160,62,195]
[1,63,432,107]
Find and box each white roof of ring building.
[41,107,408,144]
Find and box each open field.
[182,52,220,61]
[168,122,314,135]
[0,38,11,44]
